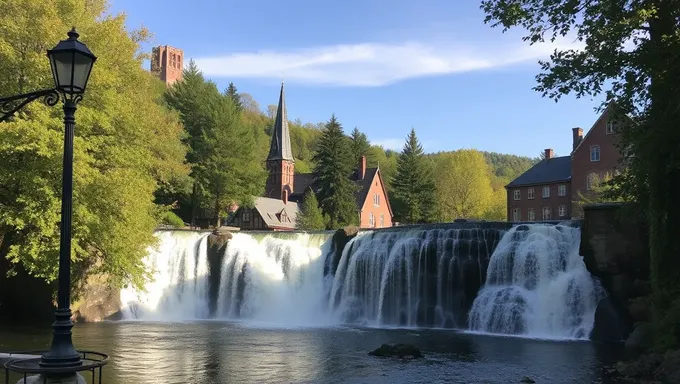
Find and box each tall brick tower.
[265,82,295,203]
[151,45,184,86]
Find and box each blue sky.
[109,0,604,158]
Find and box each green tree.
[433,150,494,221]
[0,0,189,291]
[224,82,241,110]
[312,115,359,228]
[481,0,680,348]
[296,190,327,230]
[391,128,436,224]
[350,127,371,164]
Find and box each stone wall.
[580,203,651,344]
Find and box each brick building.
[506,104,625,221]
[229,83,394,230]
[151,45,183,86]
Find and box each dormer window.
[606,120,617,134]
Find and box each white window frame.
[369,212,375,227]
[559,205,567,217]
[512,208,521,222]
[542,206,552,220]
[558,184,566,196]
[513,189,521,200]
[528,208,535,221]
[373,193,380,206]
[527,188,535,200]
[542,186,550,198]
[606,120,616,134]
[590,145,601,162]
[380,214,384,228]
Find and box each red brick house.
[506,103,626,221]
[229,83,394,230]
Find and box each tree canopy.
[295,190,327,230]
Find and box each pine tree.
[312,114,359,228]
[391,128,436,224]
[296,190,327,230]
[225,82,242,110]
[350,127,371,164]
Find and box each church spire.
[267,82,294,161]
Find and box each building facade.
[506,104,625,221]
[229,83,394,230]
[151,45,183,86]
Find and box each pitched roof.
[252,196,300,229]
[506,156,571,187]
[289,173,317,202]
[572,103,614,155]
[353,167,378,207]
[267,83,294,161]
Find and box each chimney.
[282,189,288,205]
[572,127,583,151]
[358,156,367,180]
[544,148,554,160]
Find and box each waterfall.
[120,231,210,321]
[329,227,502,328]
[119,223,603,340]
[468,224,605,339]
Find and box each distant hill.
[481,151,539,182]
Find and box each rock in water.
[520,376,536,383]
[368,344,423,359]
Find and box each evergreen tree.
[224,82,242,110]
[350,127,371,164]
[312,115,359,228]
[391,128,436,224]
[296,190,327,230]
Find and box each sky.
[108,0,605,158]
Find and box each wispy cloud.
[373,138,404,151]
[193,37,583,87]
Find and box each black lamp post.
[0,28,96,371]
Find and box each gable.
[358,168,393,217]
[572,103,627,156]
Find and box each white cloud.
[193,37,583,87]
[372,138,404,151]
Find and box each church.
[228,84,394,231]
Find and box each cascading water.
[120,231,210,321]
[329,227,503,328]
[468,224,605,339]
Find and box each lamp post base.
[16,373,86,384]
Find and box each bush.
[161,211,185,227]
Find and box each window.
[606,120,617,134]
[542,186,550,198]
[380,214,384,228]
[558,184,566,196]
[528,208,535,221]
[527,188,535,200]
[373,193,380,206]
[590,145,601,162]
[369,212,375,227]
[542,206,552,220]
[559,205,567,217]
[512,208,521,222]
[243,210,251,221]
[513,190,520,200]
[586,172,598,191]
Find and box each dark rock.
[515,224,530,231]
[326,226,360,276]
[625,322,655,351]
[616,353,664,378]
[72,273,122,323]
[628,297,652,323]
[654,349,680,383]
[632,279,652,298]
[590,296,632,342]
[368,344,423,359]
[520,376,536,383]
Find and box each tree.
[312,115,359,228]
[296,190,327,230]
[391,128,436,224]
[224,82,241,110]
[165,64,266,227]
[433,150,494,221]
[481,0,680,348]
[0,0,190,291]
[350,127,371,164]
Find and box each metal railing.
[4,350,108,384]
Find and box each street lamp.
[0,28,101,378]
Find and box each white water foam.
[468,224,605,339]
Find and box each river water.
[1,321,624,384]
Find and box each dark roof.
[506,156,571,187]
[266,83,294,161]
[352,167,378,207]
[290,173,317,202]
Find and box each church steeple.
[264,82,295,201]
[267,82,294,161]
